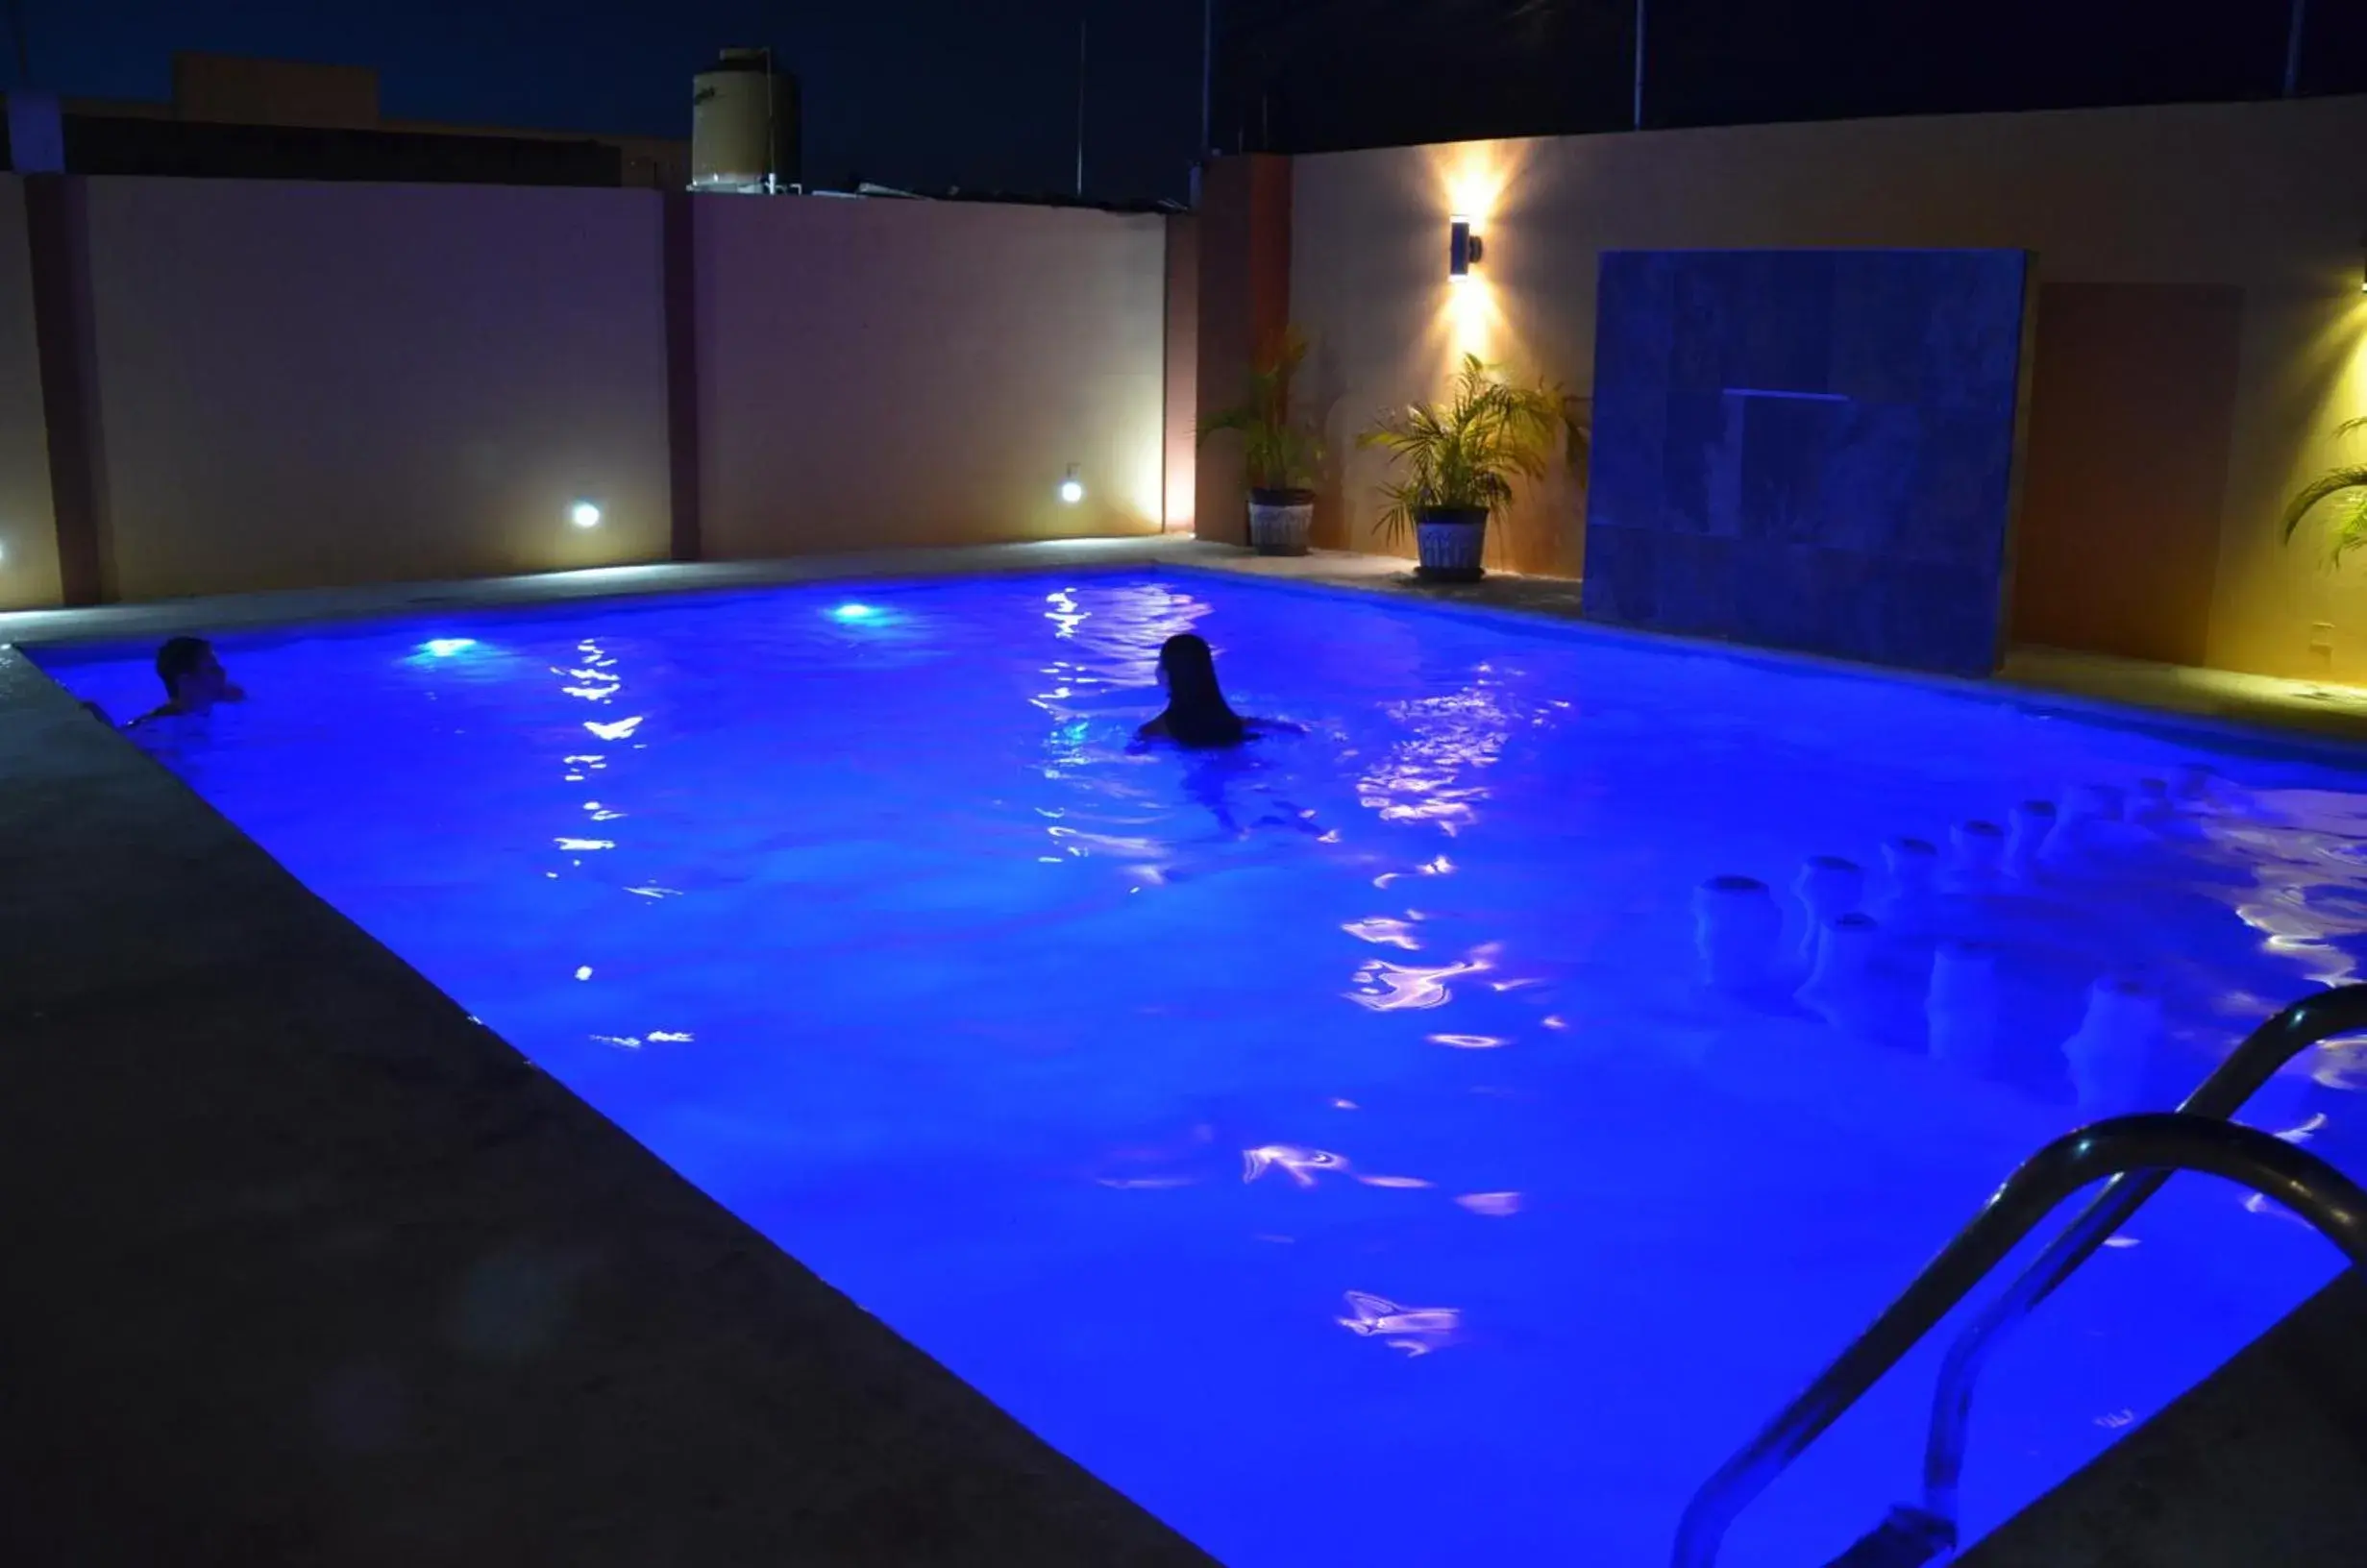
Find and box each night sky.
[8,1,2362,204]
[8,0,1208,201]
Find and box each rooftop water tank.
[691,48,799,193]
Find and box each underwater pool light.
[831,602,881,623]
[422,638,479,657]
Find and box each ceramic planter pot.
[1413,504,1490,582]
[1247,488,1315,556]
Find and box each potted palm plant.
[1359,354,1565,582]
[2281,417,2367,562]
[1199,328,1320,556]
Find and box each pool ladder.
[1672,983,2367,1568]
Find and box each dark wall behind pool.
[1582,249,2029,675]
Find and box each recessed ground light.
[571,501,604,528]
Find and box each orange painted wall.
[82,178,672,598]
[2011,282,2243,667]
[0,177,62,610]
[1194,155,1293,550]
[1284,98,2367,677]
[695,195,1168,558]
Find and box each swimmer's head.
[1158,633,1220,699]
[1156,633,1243,747]
[156,636,232,710]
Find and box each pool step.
[1954,1267,2367,1567]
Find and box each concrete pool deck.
[7,533,2363,752]
[0,644,1213,1564]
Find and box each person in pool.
[1136,633,1297,748]
[131,635,245,727]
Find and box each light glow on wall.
[1059,465,1086,504]
[1441,243,1507,364]
[1428,144,1522,366]
[1442,151,1509,233]
[1124,438,1165,528]
[570,501,604,528]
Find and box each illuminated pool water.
[40,574,2367,1564]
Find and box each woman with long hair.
[1137,632,1314,837]
[1138,633,1249,747]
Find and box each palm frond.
[2280,466,2367,556]
[1197,325,1320,491]
[1358,356,1568,541]
[2337,489,2367,567]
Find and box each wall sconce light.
[570,500,604,528]
[1449,217,1484,281]
[1058,464,1085,504]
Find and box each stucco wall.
[696,196,1167,557]
[1286,97,2367,678]
[1164,213,1199,530]
[0,178,62,610]
[83,179,672,599]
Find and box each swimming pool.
[38,572,2367,1564]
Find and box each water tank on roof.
[691,48,799,193]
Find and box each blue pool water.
[40,573,2367,1564]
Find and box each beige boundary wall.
[82,179,673,598]
[0,179,1174,609]
[1287,97,2367,681]
[696,196,1169,557]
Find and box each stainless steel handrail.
[1920,982,2367,1532]
[1671,1112,2367,1568]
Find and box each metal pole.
[1075,12,1088,198]
[5,0,30,85]
[1632,0,1646,130]
[763,46,777,195]
[1200,0,1215,156]
[2284,0,2308,98]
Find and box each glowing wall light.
[570,501,604,528]
[1059,464,1086,504]
[1449,217,1485,282]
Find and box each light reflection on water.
[1338,1290,1462,1356]
[43,574,2367,1567]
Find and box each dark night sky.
[6,1,2361,203]
[6,0,1209,200]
